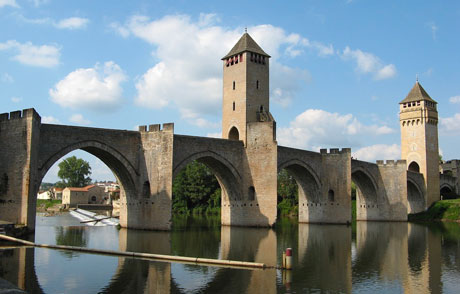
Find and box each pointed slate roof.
[400,81,437,104]
[222,33,271,60]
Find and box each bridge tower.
[220,33,278,226]
[221,32,274,144]
[399,80,440,208]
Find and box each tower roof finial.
[245,27,247,33]
[416,73,419,83]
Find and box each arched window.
[233,81,235,90]
[228,127,239,141]
[248,186,255,201]
[256,80,259,89]
[408,162,420,173]
[91,196,97,203]
[328,189,335,202]
[233,101,235,111]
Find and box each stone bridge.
[1,108,448,232]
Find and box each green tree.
[172,161,220,214]
[277,169,298,216]
[56,156,92,188]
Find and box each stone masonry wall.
[0,109,40,229]
[376,160,409,220]
[119,123,174,230]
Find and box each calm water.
[1,213,460,293]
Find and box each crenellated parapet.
[376,159,407,166]
[0,108,41,123]
[320,148,351,155]
[138,123,174,133]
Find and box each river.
[0,213,460,293]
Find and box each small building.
[62,185,107,208]
[52,187,63,200]
[37,191,52,200]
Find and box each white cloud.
[30,0,49,7]
[50,61,126,111]
[206,132,221,138]
[115,14,326,125]
[277,109,394,150]
[0,40,60,67]
[11,96,21,103]
[1,73,13,83]
[54,17,89,30]
[0,0,19,8]
[449,96,460,104]
[427,21,438,40]
[375,64,397,80]
[440,114,460,134]
[42,116,60,124]
[16,14,89,30]
[342,46,396,80]
[69,114,91,125]
[109,22,130,38]
[352,144,401,162]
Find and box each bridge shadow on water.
[0,218,458,293]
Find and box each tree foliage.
[277,169,298,216]
[172,161,221,215]
[56,156,92,188]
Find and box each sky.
[1,0,460,183]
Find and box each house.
[37,191,52,200]
[62,185,107,207]
[51,187,63,200]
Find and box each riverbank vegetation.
[36,199,63,213]
[172,162,361,218]
[409,199,460,222]
[172,161,221,215]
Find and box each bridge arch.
[173,151,243,202]
[408,161,420,173]
[351,167,378,203]
[407,178,425,213]
[37,140,138,201]
[277,159,321,203]
[440,183,455,199]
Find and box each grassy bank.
[36,199,62,212]
[409,199,460,222]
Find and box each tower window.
[233,101,235,111]
[248,186,255,201]
[233,81,235,90]
[228,127,239,141]
[256,80,259,89]
[328,190,335,202]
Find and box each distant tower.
[399,81,440,208]
[221,32,273,144]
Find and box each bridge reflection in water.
[0,219,459,293]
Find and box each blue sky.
[1,0,460,182]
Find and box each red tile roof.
[65,185,96,192]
